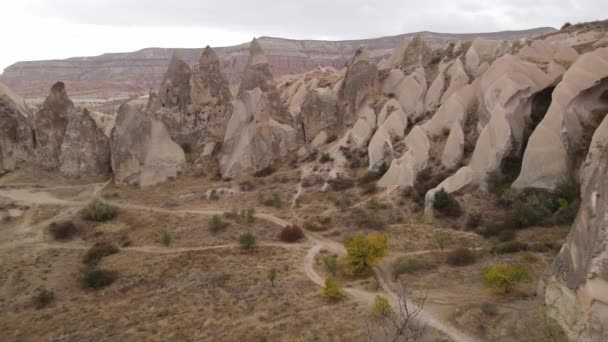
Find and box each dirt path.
[0,185,480,342]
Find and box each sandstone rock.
[111,103,185,187]
[340,47,379,125]
[238,39,290,124]
[33,82,74,170]
[401,36,433,68]
[310,131,329,149]
[0,82,34,174]
[441,121,465,170]
[300,87,339,143]
[514,48,608,190]
[425,62,448,112]
[441,58,470,104]
[383,67,427,121]
[465,38,511,77]
[88,111,115,137]
[153,53,191,113]
[580,115,608,193]
[59,109,111,178]
[378,126,430,187]
[468,55,553,186]
[519,39,579,66]
[546,145,608,341]
[220,88,297,178]
[349,103,377,148]
[368,100,408,171]
[422,81,479,137]
[378,40,408,70]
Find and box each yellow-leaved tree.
[344,232,389,275]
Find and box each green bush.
[242,208,256,223]
[371,295,392,317]
[322,276,345,302]
[433,189,462,217]
[393,255,436,276]
[33,288,54,309]
[83,242,119,266]
[81,268,116,289]
[209,215,230,233]
[446,248,476,266]
[160,230,172,246]
[481,262,529,293]
[239,233,256,251]
[322,255,338,276]
[492,241,529,254]
[80,198,118,222]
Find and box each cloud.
[1,0,606,72]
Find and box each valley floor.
[0,168,569,341]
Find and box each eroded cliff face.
[0,29,555,99]
[0,83,34,174]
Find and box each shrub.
[258,193,282,208]
[492,241,528,254]
[371,295,392,317]
[497,229,516,242]
[268,267,278,287]
[446,248,476,266]
[529,241,562,253]
[81,268,116,289]
[322,255,338,276]
[561,22,572,30]
[358,170,383,185]
[33,288,54,309]
[433,230,450,251]
[393,255,436,276]
[466,213,482,229]
[319,153,332,163]
[481,262,529,293]
[241,208,256,223]
[322,276,345,302]
[48,221,78,240]
[80,198,118,222]
[521,251,540,263]
[209,215,230,233]
[344,232,389,275]
[433,189,462,217]
[328,176,355,191]
[254,165,276,178]
[360,183,378,195]
[555,182,579,203]
[279,225,305,242]
[161,230,172,246]
[239,233,256,251]
[83,242,119,266]
[552,200,580,225]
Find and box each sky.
[1,0,606,73]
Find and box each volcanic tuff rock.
[238,39,290,125]
[111,103,185,187]
[546,144,608,341]
[220,88,296,178]
[299,87,339,143]
[0,82,33,174]
[514,47,608,190]
[339,47,379,125]
[33,82,75,170]
[59,109,111,178]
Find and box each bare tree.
[365,282,427,342]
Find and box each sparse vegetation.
[253,165,276,178]
[446,247,476,266]
[433,230,450,251]
[239,232,256,251]
[322,276,345,302]
[209,215,230,233]
[161,230,173,246]
[81,268,116,289]
[33,288,54,309]
[492,241,529,254]
[80,198,118,222]
[322,255,338,276]
[242,208,256,223]
[257,192,283,208]
[83,242,119,266]
[371,295,392,318]
[344,232,389,275]
[268,267,278,287]
[328,176,355,191]
[393,255,436,276]
[481,262,529,293]
[279,225,305,242]
[48,221,78,240]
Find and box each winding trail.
[0,185,480,342]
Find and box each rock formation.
[546,144,608,341]
[514,48,608,190]
[220,88,297,178]
[339,47,379,126]
[59,109,111,178]
[111,103,185,187]
[299,87,339,143]
[0,82,34,174]
[33,82,74,170]
[238,39,290,125]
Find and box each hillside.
[0,28,554,99]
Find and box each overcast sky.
[1,0,605,73]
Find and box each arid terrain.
[2,18,608,342]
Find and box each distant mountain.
[0,27,555,99]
